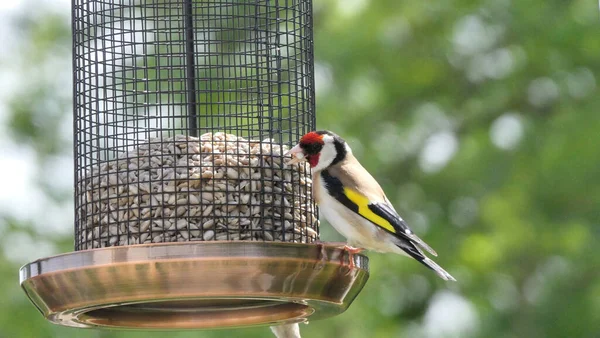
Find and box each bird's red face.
[286,131,325,168]
[287,130,348,171]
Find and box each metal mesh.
[72,0,317,250]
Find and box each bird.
[285,130,456,281]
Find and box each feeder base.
[19,241,369,329]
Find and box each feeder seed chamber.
[19,0,369,330]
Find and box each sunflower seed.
[77,133,319,249]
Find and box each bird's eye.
[302,142,323,155]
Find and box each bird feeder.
[20,0,369,330]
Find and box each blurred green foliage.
[2,0,600,337]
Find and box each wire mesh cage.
[73,0,318,250]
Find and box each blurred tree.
[1,0,599,337]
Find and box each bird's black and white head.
[286,130,351,172]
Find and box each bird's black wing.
[321,170,437,256]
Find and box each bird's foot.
[342,245,364,255]
[341,245,364,270]
[310,241,364,270]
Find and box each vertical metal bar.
[72,0,79,250]
[306,0,318,239]
[184,0,198,137]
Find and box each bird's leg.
[343,245,364,270]
[343,245,364,255]
[321,242,364,269]
[310,241,364,269]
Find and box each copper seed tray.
[20,241,369,329]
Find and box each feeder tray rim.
[20,241,369,330]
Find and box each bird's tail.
[398,242,456,281]
[419,256,456,281]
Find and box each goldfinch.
[286,130,456,281]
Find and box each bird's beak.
[285,144,306,165]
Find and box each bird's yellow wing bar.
[342,188,397,234]
[320,169,436,256]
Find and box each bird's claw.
[342,245,364,255]
[342,245,364,270]
[311,241,364,271]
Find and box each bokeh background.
[1,0,599,337]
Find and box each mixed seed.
[76,132,318,249]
